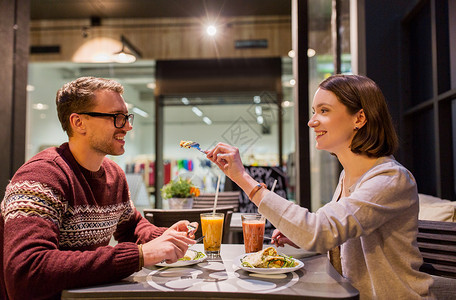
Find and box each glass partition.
[308,0,351,210]
[27,0,352,211]
[161,92,289,201]
[27,61,156,210]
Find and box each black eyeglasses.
[78,112,134,128]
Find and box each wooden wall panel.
[30,16,291,62]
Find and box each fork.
[186,142,207,154]
[264,236,276,242]
[194,235,205,243]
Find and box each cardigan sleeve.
[258,159,418,253]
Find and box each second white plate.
[233,254,304,274]
[155,250,207,268]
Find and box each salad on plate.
[155,249,207,267]
[235,247,304,274]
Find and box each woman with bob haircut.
[206,74,434,299]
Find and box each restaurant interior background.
[25,0,350,212]
[2,0,456,212]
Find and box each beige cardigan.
[258,156,434,299]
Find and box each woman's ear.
[354,109,367,129]
[69,113,86,135]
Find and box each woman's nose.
[308,118,319,128]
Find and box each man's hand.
[142,229,197,266]
[167,220,199,238]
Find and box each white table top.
[62,244,359,299]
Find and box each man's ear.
[69,113,86,135]
[354,109,367,129]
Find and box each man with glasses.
[1,77,197,300]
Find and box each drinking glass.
[200,212,224,257]
[241,213,265,253]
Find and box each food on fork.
[179,140,206,153]
[241,246,298,268]
[180,140,195,148]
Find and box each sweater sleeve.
[2,212,140,300]
[0,151,144,299]
[259,159,418,253]
[114,207,167,244]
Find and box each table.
[62,244,359,300]
[230,212,243,229]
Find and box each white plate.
[233,254,304,274]
[155,250,207,267]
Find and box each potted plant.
[161,177,200,209]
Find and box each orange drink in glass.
[200,212,224,257]
[241,213,265,253]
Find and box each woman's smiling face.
[308,88,358,155]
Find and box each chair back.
[193,191,241,212]
[417,220,456,278]
[143,206,234,244]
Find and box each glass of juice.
[241,213,265,253]
[200,212,224,258]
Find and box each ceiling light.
[146,82,156,89]
[282,100,293,107]
[206,25,217,36]
[132,107,149,118]
[181,97,190,105]
[113,35,142,64]
[255,106,262,116]
[253,96,261,104]
[203,117,212,125]
[192,106,203,117]
[307,48,316,57]
[93,53,112,63]
[32,103,49,110]
[114,52,136,64]
[257,116,264,125]
[289,79,296,86]
[287,49,316,58]
[72,37,121,63]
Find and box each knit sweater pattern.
[1,143,165,299]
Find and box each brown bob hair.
[319,74,398,157]
[56,77,124,136]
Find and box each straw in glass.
[212,174,221,215]
[271,179,277,193]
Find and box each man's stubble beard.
[88,130,126,157]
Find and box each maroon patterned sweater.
[0,143,166,299]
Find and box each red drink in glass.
[241,214,265,253]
